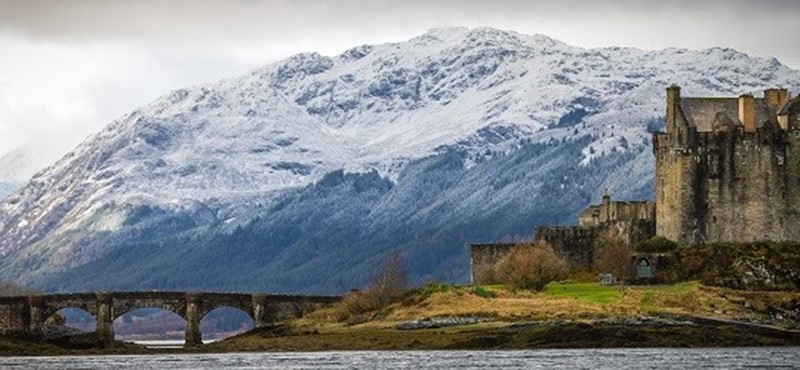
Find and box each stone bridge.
[0,291,339,346]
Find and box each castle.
[655,86,800,245]
[470,86,800,283]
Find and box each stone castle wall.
[469,219,655,284]
[469,243,516,284]
[655,86,800,245]
[533,226,600,268]
[535,219,655,268]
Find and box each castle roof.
[778,96,800,115]
[680,97,776,132]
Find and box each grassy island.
[205,281,800,352]
[1,281,798,356]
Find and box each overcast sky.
[1,0,799,177]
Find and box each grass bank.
[206,281,800,352]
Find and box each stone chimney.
[739,94,755,133]
[666,85,681,130]
[764,88,789,108]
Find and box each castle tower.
[654,85,703,244]
[655,85,800,245]
[600,188,611,223]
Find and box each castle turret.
[601,189,611,223]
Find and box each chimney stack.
[739,94,755,133]
[764,88,789,108]
[666,85,681,134]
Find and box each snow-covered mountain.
[1,27,798,292]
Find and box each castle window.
[709,154,720,178]
[712,216,717,223]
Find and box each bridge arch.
[45,307,97,335]
[200,306,254,342]
[113,307,186,343]
[38,293,96,323]
[199,297,253,318]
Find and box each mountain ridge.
[1,27,799,291]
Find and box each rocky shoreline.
[202,314,800,352]
[1,313,799,356]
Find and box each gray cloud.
[0,0,799,176]
[1,0,798,66]
[0,1,797,40]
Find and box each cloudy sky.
[1,0,799,179]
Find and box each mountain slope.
[1,27,799,291]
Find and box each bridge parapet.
[0,291,340,347]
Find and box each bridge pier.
[27,296,43,337]
[95,293,114,345]
[184,293,202,347]
[251,294,267,327]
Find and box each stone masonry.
[654,86,800,245]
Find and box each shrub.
[334,291,375,320]
[330,252,412,322]
[473,261,498,285]
[636,236,679,253]
[493,241,569,290]
[471,286,496,299]
[422,283,450,298]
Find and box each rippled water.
[2,347,799,369]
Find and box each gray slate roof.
[680,97,776,132]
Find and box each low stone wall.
[469,243,516,284]
[469,220,657,284]
[534,226,602,269]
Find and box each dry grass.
[304,281,800,328]
[217,281,800,352]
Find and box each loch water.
[2,347,799,369]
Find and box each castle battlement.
[654,86,800,245]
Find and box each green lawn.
[544,281,699,306]
[544,282,622,304]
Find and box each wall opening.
[113,307,186,345]
[201,306,255,342]
[636,258,653,279]
[45,307,96,339]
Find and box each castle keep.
[655,86,800,245]
[470,86,800,283]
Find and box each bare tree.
[368,251,410,307]
[594,228,635,281]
